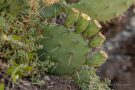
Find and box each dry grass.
[43,0,59,6]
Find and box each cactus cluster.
[38,0,133,89]
[39,19,107,75]
[0,0,134,89]
[38,23,107,75]
[38,0,134,73]
[38,0,108,75]
[38,25,89,75]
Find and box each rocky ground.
[99,5,135,90]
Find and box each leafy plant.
[73,66,111,90]
[0,1,45,88]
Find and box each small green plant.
[0,13,43,88]
[0,1,48,88]
[73,66,111,90]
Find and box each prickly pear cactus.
[1,0,134,89]
[71,0,134,21]
[38,0,134,76]
[38,25,89,75]
[38,3,108,75]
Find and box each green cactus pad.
[38,25,89,75]
[71,0,134,21]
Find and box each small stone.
[44,76,51,81]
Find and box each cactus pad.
[71,0,134,21]
[38,25,89,75]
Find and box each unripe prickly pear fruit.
[71,0,134,21]
[89,32,106,48]
[83,20,101,38]
[86,51,108,67]
[64,8,80,28]
[75,13,91,33]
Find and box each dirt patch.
[13,75,79,90]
